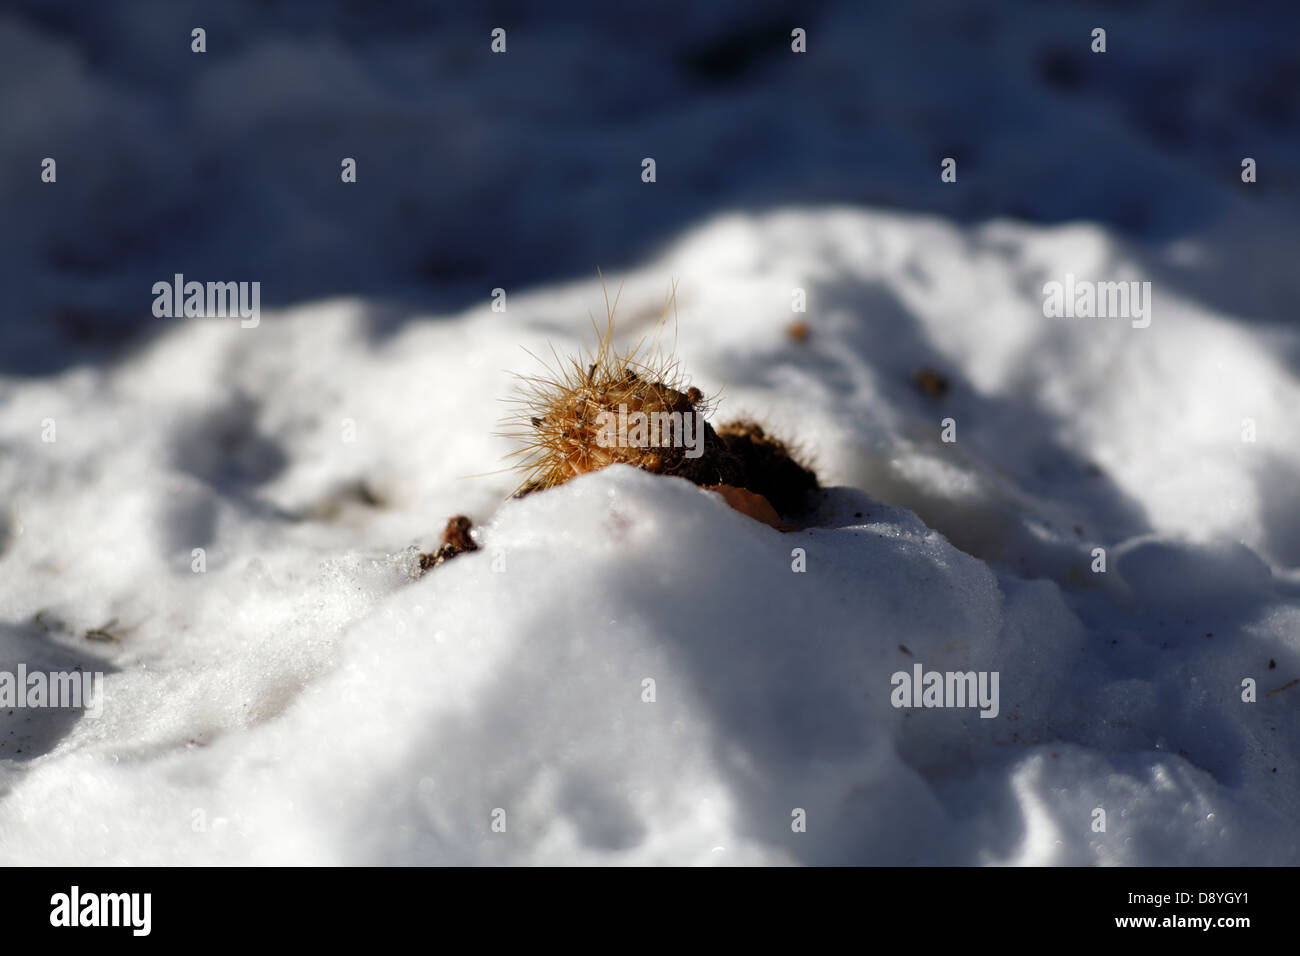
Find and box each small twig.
[84,618,124,643]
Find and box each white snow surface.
[3,0,1300,865]
[3,209,1299,865]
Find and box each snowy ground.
[1,2,1299,864]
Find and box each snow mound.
[2,207,1299,864]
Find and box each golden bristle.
[500,273,723,496]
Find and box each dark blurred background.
[2,0,1297,373]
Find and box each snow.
[2,2,1299,864]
